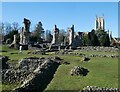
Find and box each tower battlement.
[95,15,105,30]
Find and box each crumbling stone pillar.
[20,18,31,45]
[68,25,74,47]
[52,25,59,45]
[13,34,17,44]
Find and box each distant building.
[95,15,105,30]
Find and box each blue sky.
[2,2,118,37]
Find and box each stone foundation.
[2,56,61,92]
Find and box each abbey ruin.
[1,15,119,50]
[1,15,119,92]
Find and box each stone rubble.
[2,56,61,84]
[70,66,89,76]
[81,86,120,92]
[12,56,61,92]
[27,50,46,55]
[80,46,119,52]
[1,56,62,92]
[54,49,119,58]
[82,57,90,62]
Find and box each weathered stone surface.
[82,57,90,62]
[80,46,118,52]
[2,57,44,84]
[12,57,61,92]
[51,25,59,45]
[20,18,31,45]
[53,48,119,58]
[49,45,59,51]
[28,44,43,50]
[85,54,120,58]
[82,86,120,92]
[9,34,19,49]
[2,56,62,92]
[70,66,89,76]
[50,56,62,60]
[68,25,74,47]
[27,50,45,55]
[54,49,73,55]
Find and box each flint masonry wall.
[12,59,60,92]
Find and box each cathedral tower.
[95,15,105,30]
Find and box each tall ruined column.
[68,25,74,46]
[20,27,23,44]
[20,18,31,45]
[10,34,18,48]
[13,34,17,44]
[52,25,59,45]
[23,18,31,45]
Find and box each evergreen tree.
[33,22,44,43]
[95,29,110,46]
[82,33,89,46]
[87,29,100,46]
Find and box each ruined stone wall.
[2,57,61,92]
[82,86,120,92]
[20,18,31,45]
[13,60,60,92]
[68,25,74,46]
[52,25,59,45]
[80,46,119,52]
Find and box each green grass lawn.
[45,56,118,90]
[1,45,48,61]
[1,83,20,91]
[0,45,119,91]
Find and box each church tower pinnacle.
[95,15,105,31]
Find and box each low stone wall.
[1,56,62,92]
[70,66,89,76]
[27,50,46,55]
[82,86,120,92]
[84,54,120,58]
[2,57,44,84]
[12,58,60,92]
[80,46,119,52]
[28,44,43,50]
[54,50,120,58]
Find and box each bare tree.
[0,22,5,42]
[4,22,12,35]
[0,22,4,35]
[11,22,20,31]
